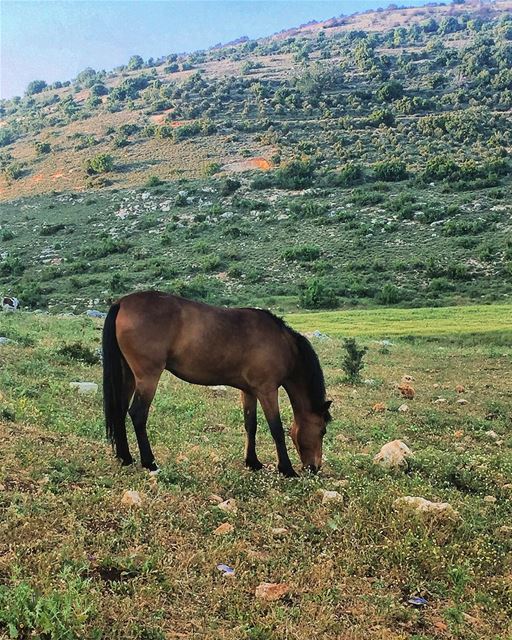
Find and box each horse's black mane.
[256,309,331,420]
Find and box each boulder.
[374,440,412,470]
[398,383,415,399]
[393,496,458,520]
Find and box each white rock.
[121,490,142,507]
[69,382,98,395]
[217,498,237,513]
[485,430,498,440]
[484,495,497,504]
[374,440,412,470]
[319,489,344,505]
[398,404,409,413]
[393,496,458,519]
[434,398,447,404]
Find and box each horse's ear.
[324,400,332,410]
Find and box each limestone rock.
[398,404,409,413]
[374,440,412,470]
[217,498,237,513]
[255,582,289,601]
[319,489,344,504]
[398,383,415,399]
[121,490,142,507]
[214,522,234,535]
[393,496,458,520]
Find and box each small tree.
[84,153,114,175]
[26,80,47,95]
[128,55,144,70]
[341,338,367,383]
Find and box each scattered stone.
[209,494,224,504]
[408,596,428,607]
[69,382,98,395]
[270,527,289,536]
[496,525,512,539]
[433,383,440,389]
[216,563,234,576]
[255,582,289,602]
[398,383,415,399]
[208,385,227,394]
[372,402,386,413]
[121,490,142,507]
[86,309,107,318]
[456,398,468,405]
[484,495,497,504]
[214,522,234,536]
[373,440,412,470]
[434,397,447,404]
[217,498,237,513]
[319,489,344,504]
[393,496,458,520]
[398,403,409,413]
[311,330,330,340]
[455,384,466,393]
[0,337,13,345]
[485,430,498,440]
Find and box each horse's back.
[114,291,295,388]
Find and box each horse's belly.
[165,362,245,390]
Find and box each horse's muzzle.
[304,464,319,474]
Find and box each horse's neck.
[285,376,313,418]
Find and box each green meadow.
[0,305,511,639]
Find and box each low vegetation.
[0,307,510,639]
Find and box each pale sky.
[1,0,432,99]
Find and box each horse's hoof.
[148,467,160,476]
[120,456,134,467]
[145,461,159,473]
[245,459,264,471]
[279,466,298,478]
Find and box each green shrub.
[341,338,368,383]
[283,245,321,262]
[377,283,402,304]
[374,158,408,182]
[84,153,114,175]
[299,278,337,309]
[57,343,100,365]
[145,175,164,187]
[35,141,51,155]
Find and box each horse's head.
[290,400,332,473]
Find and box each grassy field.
[288,303,512,338]
[0,305,511,639]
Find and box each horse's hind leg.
[128,375,160,472]
[116,362,136,466]
[257,390,297,478]
[242,391,263,471]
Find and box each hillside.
[0,0,511,312]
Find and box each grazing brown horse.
[102,291,331,477]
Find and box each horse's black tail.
[102,302,126,449]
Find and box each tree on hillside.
[76,67,98,87]
[25,80,47,95]
[128,55,144,70]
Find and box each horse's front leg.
[241,391,263,470]
[258,390,297,478]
